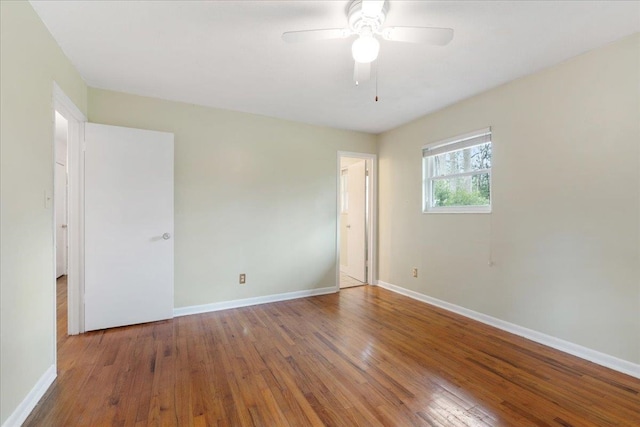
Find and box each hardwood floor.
[25,279,639,426]
[56,275,69,351]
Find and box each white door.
[55,162,67,277]
[346,160,366,282]
[84,123,174,331]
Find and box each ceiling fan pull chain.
[375,59,379,102]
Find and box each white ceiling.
[31,1,640,134]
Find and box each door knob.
[162,233,171,240]
[61,224,68,229]
[346,225,351,228]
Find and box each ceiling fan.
[282,0,454,84]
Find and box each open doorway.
[54,111,69,339]
[53,83,87,340]
[55,111,68,280]
[337,152,376,289]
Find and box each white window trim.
[422,127,492,214]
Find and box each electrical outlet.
[412,268,418,278]
[239,273,246,284]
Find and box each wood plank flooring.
[24,277,639,426]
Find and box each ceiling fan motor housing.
[348,0,388,36]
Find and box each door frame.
[53,83,86,336]
[336,151,377,290]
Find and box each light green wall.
[0,1,87,424]
[87,88,377,308]
[378,33,640,364]
[1,1,636,423]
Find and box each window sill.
[423,206,491,214]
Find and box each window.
[423,128,492,213]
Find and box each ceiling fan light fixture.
[352,35,380,63]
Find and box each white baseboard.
[2,365,56,427]
[376,280,640,379]
[174,286,337,317]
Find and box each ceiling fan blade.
[381,27,454,45]
[282,28,351,43]
[362,0,385,17]
[353,61,371,84]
